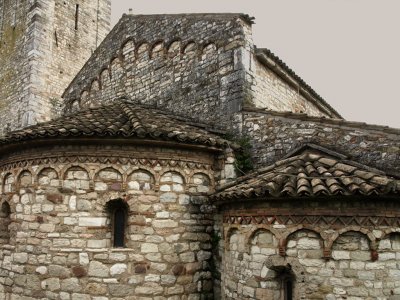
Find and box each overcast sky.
[111,0,400,128]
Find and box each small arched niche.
[3,173,15,193]
[94,168,123,192]
[189,173,211,193]
[127,170,155,191]
[19,170,33,188]
[64,166,90,191]
[38,168,59,186]
[105,199,129,248]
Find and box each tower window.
[105,199,128,248]
[75,4,79,30]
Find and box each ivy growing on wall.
[224,133,254,175]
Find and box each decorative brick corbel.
[323,248,331,260]
[279,239,286,257]
[371,249,379,262]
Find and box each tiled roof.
[212,145,400,203]
[0,101,230,149]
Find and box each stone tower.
[0,0,111,135]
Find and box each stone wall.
[62,14,253,128]
[0,0,110,135]
[235,109,400,173]
[217,199,400,299]
[62,13,342,128]
[249,58,329,117]
[0,142,223,299]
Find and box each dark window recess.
[272,264,295,300]
[54,31,58,47]
[284,278,293,300]
[75,4,79,30]
[113,208,125,247]
[106,199,128,248]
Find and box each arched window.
[272,264,295,300]
[0,202,11,244]
[106,199,128,248]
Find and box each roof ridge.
[242,107,400,133]
[214,145,400,196]
[255,47,342,119]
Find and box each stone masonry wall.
[0,0,110,135]
[250,58,329,117]
[62,14,253,127]
[217,198,400,300]
[0,0,31,134]
[235,109,400,174]
[0,143,222,299]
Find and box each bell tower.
[0,0,111,135]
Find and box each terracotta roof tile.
[212,145,400,203]
[0,101,231,149]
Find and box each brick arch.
[189,172,213,193]
[127,169,156,191]
[378,231,400,253]
[160,170,186,185]
[247,227,279,254]
[99,67,110,89]
[182,41,197,55]
[90,79,100,93]
[136,41,149,60]
[2,173,15,193]
[94,167,123,192]
[17,169,33,188]
[121,38,135,56]
[283,227,325,258]
[150,40,164,58]
[70,99,80,112]
[61,165,90,180]
[247,227,280,246]
[37,167,59,186]
[166,39,181,58]
[329,227,374,249]
[201,42,217,54]
[110,56,124,79]
[79,90,89,108]
[225,226,240,251]
[331,229,376,261]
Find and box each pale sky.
[111,0,400,128]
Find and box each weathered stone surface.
[88,261,109,278]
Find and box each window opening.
[113,207,125,247]
[284,277,293,300]
[106,199,128,248]
[75,4,79,30]
[272,264,295,300]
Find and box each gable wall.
[62,15,252,127]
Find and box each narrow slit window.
[106,199,128,248]
[284,277,293,300]
[113,207,125,247]
[0,202,11,244]
[75,4,79,30]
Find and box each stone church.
[0,1,399,300]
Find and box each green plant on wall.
[224,133,254,175]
